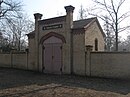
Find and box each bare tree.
[77,5,86,20]
[104,16,115,51]
[3,14,34,51]
[0,0,22,26]
[0,0,22,17]
[87,0,130,51]
[0,30,10,52]
[119,35,130,51]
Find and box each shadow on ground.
[0,67,130,95]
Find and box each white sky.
[23,0,93,20]
[22,0,130,39]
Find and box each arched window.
[95,38,98,51]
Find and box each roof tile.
[73,17,96,29]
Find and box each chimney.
[34,13,42,30]
[34,13,42,21]
[33,13,42,70]
[64,5,75,29]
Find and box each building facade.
[27,5,105,75]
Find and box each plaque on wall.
[42,24,63,30]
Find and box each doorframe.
[40,32,66,44]
[40,32,66,74]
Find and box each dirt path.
[0,67,130,97]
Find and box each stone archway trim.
[40,32,66,44]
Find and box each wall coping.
[11,52,27,54]
[0,52,27,54]
[91,51,130,54]
[0,53,10,54]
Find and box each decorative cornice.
[40,32,66,44]
[39,16,66,25]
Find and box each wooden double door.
[43,41,62,74]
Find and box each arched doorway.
[41,32,65,74]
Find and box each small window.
[95,38,98,51]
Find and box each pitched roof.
[27,17,105,38]
[73,17,105,37]
[39,16,66,25]
[73,17,96,29]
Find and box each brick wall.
[72,33,86,75]
[90,52,130,79]
[85,21,105,51]
[0,52,28,70]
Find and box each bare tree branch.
[117,0,125,12]
[118,26,130,33]
[0,0,22,19]
[87,0,130,51]
[118,11,130,23]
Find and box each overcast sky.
[22,0,130,38]
[23,0,94,20]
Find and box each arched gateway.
[27,5,105,75]
[41,32,65,74]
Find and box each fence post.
[85,45,93,76]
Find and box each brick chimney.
[64,5,75,74]
[33,13,42,70]
[64,5,75,29]
[34,13,42,31]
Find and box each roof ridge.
[40,15,66,21]
[74,17,97,22]
[73,17,97,29]
[39,15,66,24]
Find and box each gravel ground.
[0,67,130,97]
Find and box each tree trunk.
[115,14,118,51]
